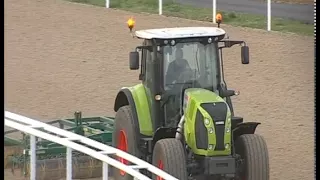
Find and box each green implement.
[4,111,114,180]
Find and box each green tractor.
[3,18,270,180]
[112,20,269,180]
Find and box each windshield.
[163,42,219,91]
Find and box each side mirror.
[241,46,249,64]
[129,51,139,70]
[220,89,240,98]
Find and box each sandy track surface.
[4,0,314,179]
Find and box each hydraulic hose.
[175,115,185,140]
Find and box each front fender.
[152,127,177,149]
[114,84,153,136]
[232,122,260,141]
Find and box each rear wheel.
[235,134,269,180]
[112,105,140,180]
[152,138,188,180]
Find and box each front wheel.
[152,138,188,180]
[235,134,269,180]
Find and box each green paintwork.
[4,137,22,146]
[183,88,232,156]
[125,84,153,136]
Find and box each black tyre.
[152,138,188,180]
[112,105,140,180]
[235,134,269,180]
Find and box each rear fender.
[232,122,260,141]
[114,84,153,136]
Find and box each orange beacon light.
[216,13,222,28]
[127,17,135,32]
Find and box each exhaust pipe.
[175,115,185,140]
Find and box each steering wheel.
[165,69,193,90]
[163,69,200,107]
[176,69,196,84]
[171,69,202,110]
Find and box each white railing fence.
[104,0,272,31]
[267,0,271,31]
[5,111,179,180]
[213,0,217,24]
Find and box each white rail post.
[213,0,216,23]
[159,0,163,15]
[66,147,73,180]
[30,135,36,180]
[103,162,109,180]
[267,0,271,31]
[106,0,109,8]
[314,1,316,35]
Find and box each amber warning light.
[127,17,135,32]
[216,13,222,28]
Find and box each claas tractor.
[3,15,269,180]
[112,16,269,180]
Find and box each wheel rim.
[117,130,128,176]
[156,160,164,180]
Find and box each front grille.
[195,110,208,150]
[200,102,228,151]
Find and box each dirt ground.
[4,0,314,179]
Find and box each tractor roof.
[134,27,226,40]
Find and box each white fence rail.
[5,111,179,180]
[267,0,271,31]
[104,0,272,31]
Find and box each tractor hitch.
[202,156,236,176]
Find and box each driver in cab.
[165,48,191,85]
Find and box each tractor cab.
[129,26,249,130]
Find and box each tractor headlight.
[204,118,210,125]
[225,143,230,149]
[208,144,214,150]
[227,117,231,123]
[155,95,161,101]
[209,127,214,134]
